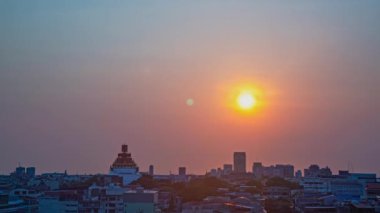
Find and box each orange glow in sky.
[2,1,379,175]
[221,82,267,116]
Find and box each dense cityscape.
[1,144,379,213]
[2,0,380,212]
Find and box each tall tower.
[149,165,154,176]
[233,152,246,173]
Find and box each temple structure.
[109,144,141,185]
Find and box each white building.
[300,178,330,193]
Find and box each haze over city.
[1,1,380,175]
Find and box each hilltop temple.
[109,144,141,185]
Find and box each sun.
[236,92,257,110]
[223,82,265,114]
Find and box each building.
[300,178,330,193]
[26,167,36,178]
[38,190,79,213]
[124,188,158,213]
[81,184,158,213]
[276,164,294,178]
[81,184,124,213]
[233,152,246,173]
[223,164,233,175]
[252,162,294,178]
[294,193,337,213]
[366,182,380,200]
[304,165,332,177]
[264,186,291,199]
[182,196,266,213]
[348,173,377,184]
[0,191,30,212]
[209,169,218,177]
[179,167,186,176]
[298,171,372,201]
[252,162,263,178]
[109,144,141,186]
[295,170,302,178]
[15,166,26,177]
[149,165,154,176]
[345,172,377,199]
[330,179,364,201]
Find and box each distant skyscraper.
[276,164,294,178]
[233,152,246,173]
[15,166,25,176]
[223,164,233,175]
[210,169,217,177]
[149,165,154,176]
[179,167,186,176]
[26,167,36,177]
[252,162,263,177]
[217,168,222,176]
[295,170,302,178]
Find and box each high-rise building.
[223,164,233,175]
[295,170,302,178]
[210,169,217,177]
[15,166,25,176]
[276,164,294,178]
[233,152,246,173]
[252,162,263,177]
[149,165,154,176]
[179,167,186,176]
[26,167,36,177]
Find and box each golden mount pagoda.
[109,144,141,185]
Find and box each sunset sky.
[1,1,380,175]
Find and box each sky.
[1,1,380,175]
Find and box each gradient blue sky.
[1,1,380,175]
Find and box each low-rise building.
[252,162,294,178]
[81,184,158,213]
[304,165,332,178]
[38,190,79,213]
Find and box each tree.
[266,177,301,189]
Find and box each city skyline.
[1,1,380,175]
[1,145,375,177]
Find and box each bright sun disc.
[237,92,256,110]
